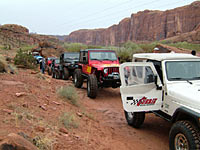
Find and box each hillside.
[65,1,200,45]
[0,68,171,150]
[0,24,59,49]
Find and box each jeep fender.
[172,107,200,128]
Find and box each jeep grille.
[108,67,119,74]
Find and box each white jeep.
[119,53,200,150]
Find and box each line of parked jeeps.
[47,49,200,150]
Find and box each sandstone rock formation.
[0,133,38,150]
[0,24,59,49]
[65,1,200,45]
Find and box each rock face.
[0,24,59,49]
[65,1,200,45]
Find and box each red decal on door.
[137,97,157,106]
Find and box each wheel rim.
[74,74,77,84]
[127,112,134,121]
[87,80,90,94]
[175,133,189,150]
[62,73,65,79]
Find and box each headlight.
[104,68,108,74]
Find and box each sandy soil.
[0,69,171,150]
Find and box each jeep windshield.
[64,53,79,60]
[55,59,60,64]
[90,51,117,61]
[166,61,200,81]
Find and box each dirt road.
[79,84,171,150]
[0,70,171,150]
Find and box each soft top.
[133,53,199,61]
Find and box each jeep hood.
[91,63,119,70]
[168,82,200,110]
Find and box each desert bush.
[138,42,158,53]
[0,56,6,72]
[167,42,200,51]
[63,43,87,52]
[57,86,79,106]
[14,49,37,69]
[33,136,53,150]
[0,54,16,73]
[63,43,103,52]
[59,112,79,129]
[104,41,142,63]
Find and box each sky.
[0,0,197,35]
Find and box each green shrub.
[167,42,200,51]
[57,86,79,106]
[59,112,79,129]
[0,56,6,72]
[138,42,158,53]
[33,136,53,150]
[63,43,103,52]
[63,43,87,52]
[103,41,142,63]
[14,49,37,69]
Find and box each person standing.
[153,47,160,53]
[40,57,46,74]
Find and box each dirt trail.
[0,70,171,150]
[80,84,171,150]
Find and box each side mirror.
[154,75,162,90]
[118,56,120,62]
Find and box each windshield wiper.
[169,77,185,80]
[186,80,192,84]
[169,77,193,84]
[102,58,113,61]
[191,77,200,80]
[91,58,101,61]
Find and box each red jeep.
[74,49,121,98]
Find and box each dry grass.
[57,86,79,106]
[59,112,79,129]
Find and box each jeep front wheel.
[63,68,69,80]
[74,69,83,88]
[87,74,98,99]
[169,121,200,150]
[124,111,145,128]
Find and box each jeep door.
[119,62,162,112]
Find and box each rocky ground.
[0,68,171,150]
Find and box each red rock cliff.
[65,1,200,45]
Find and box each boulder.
[0,133,38,150]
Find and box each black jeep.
[51,58,62,79]
[60,52,79,80]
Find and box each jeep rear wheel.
[48,67,52,75]
[52,71,55,78]
[124,111,145,128]
[63,68,69,80]
[169,121,200,150]
[87,74,98,99]
[74,69,83,88]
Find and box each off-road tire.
[74,69,83,88]
[55,72,58,79]
[58,71,62,79]
[48,67,52,75]
[124,111,145,128]
[87,74,98,99]
[63,67,69,80]
[55,71,60,79]
[169,120,200,150]
[52,71,55,78]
